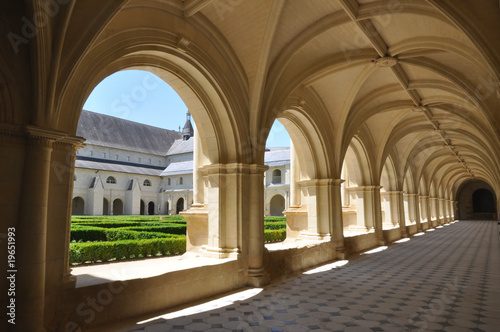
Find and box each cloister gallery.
[1,1,500,331]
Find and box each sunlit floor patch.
[361,246,388,255]
[137,288,263,325]
[426,229,436,232]
[303,260,349,274]
[413,232,425,236]
[394,238,410,243]
[437,225,443,228]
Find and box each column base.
[299,232,332,241]
[336,246,347,260]
[247,268,270,287]
[200,246,240,259]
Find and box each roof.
[160,161,193,176]
[75,159,163,176]
[265,148,290,167]
[167,138,194,155]
[77,110,182,156]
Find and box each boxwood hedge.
[69,237,186,264]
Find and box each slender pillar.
[289,140,301,207]
[45,137,85,330]
[430,197,438,227]
[397,192,408,237]
[299,179,333,240]
[16,126,64,332]
[332,179,346,259]
[419,196,429,226]
[413,194,422,232]
[439,198,446,224]
[247,164,270,286]
[192,124,204,207]
[372,186,385,245]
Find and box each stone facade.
[73,110,290,217]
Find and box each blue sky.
[83,70,290,148]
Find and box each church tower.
[182,111,194,141]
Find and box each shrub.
[69,237,186,264]
[124,224,186,235]
[264,221,287,230]
[264,229,286,243]
[70,227,108,242]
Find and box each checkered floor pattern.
[105,220,500,332]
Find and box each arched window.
[272,169,282,184]
[106,176,116,184]
[143,179,151,187]
[179,177,183,185]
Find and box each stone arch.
[57,33,248,166]
[71,197,85,216]
[176,198,184,215]
[140,200,145,215]
[103,198,109,216]
[148,201,155,216]
[456,180,498,220]
[269,194,286,217]
[113,199,123,216]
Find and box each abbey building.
[73,110,290,217]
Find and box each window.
[138,158,142,163]
[103,152,106,158]
[115,154,119,160]
[127,156,131,162]
[272,169,282,184]
[179,177,183,185]
[149,158,152,164]
[143,179,151,187]
[167,178,171,185]
[90,151,93,157]
[106,176,116,184]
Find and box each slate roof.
[77,110,182,156]
[75,159,163,176]
[166,138,194,155]
[160,161,193,176]
[265,148,290,167]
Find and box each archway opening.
[270,195,286,216]
[148,201,155,215]
[72,197,85,215]
[176,198,184,215]
[113,199,123,215]
[457,180,498,220]
[140,200,145,215]
[103,198,109,215]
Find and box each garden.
[69,215,286,265]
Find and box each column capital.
[53,135,86,151]
[202,163,269,175]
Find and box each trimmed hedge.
[69,237,186,264]
[264,229,286,243]
[70,227,177,242]
[264,221,287,230]
[124,225,186,235]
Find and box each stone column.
[430,197,438,227]
[420,196,432,229]
[372,186,385,245]
[192,124,204,207]
[45,136,85,330]
[332,179,346,259]
[397,192,408,237]
[298,179,333,241]
[246,164,269,287]
[439,198,446,224]
[16,126,64,332]
[412,194,422,232]
[289,140,301,208]
[354,186,385,244]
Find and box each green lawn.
[69,215,286,265]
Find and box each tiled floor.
[101,220,500,331]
